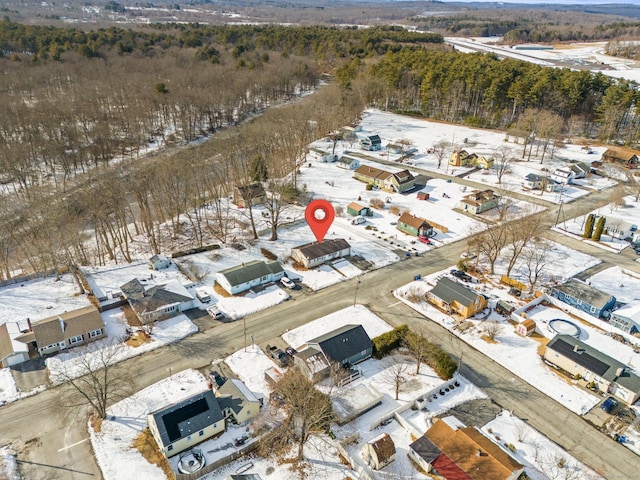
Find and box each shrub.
[261,248,278,260]
[508,443,517,453]
[389,205,400,215]
[366,184,373,191]
[370,198,385,210]
[427,351,457,380]
[372,325,408,358]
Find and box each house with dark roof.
[449,149,472,167]
[609,300,640,335]
[386,169,416,193]
[233,183,267,209]
[396,212,433,238]
[225,475,263,480]
[306,324,372,368]
[216,260,285,295]
[601,148,639,169]
[458,189,499,215]
[148,389,225,457]
[360,134,382,151]
[0,323,30,367]
[120,278,195,324]
[215,378,262,425]
[544,335,640,404]
[361,433,396,470]
[428,277,487,319]
[550,279,616,319]
[291,239,351,269]
[15,305,105,356]
[424,417,524,480]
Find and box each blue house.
[306,324,372,368]
[550,279,616,319]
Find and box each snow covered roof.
[612,300,640,322]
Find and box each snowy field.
[282,305,394,350]
[554,196,640,254]
[0,274,92,327]
[588,266,640,304]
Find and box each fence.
[174,441,258,480]
[335,435,375,480]
[0,267,65,289]
[500,275,526,291]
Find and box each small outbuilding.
[516,319,536,337]
[233,183,267,209]
[362,433,396,470]
[347,202,372,217]
[149,254,170,270]
[417,191,430,200]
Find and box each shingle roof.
[603,148,639,162]
[354,165,392,181]
[307,324,372,365]
[368,433,396,463]
[398,212,430,230]
[121,279,193,317]
[218,260,284,288]
[216,379,259,415]
[16,306,105,347]
[292,239,351,261]
[427,419,523,480]
[430,277,480,308]
[409,435,441,463]
[431,454,473,480]
[393,169,415,184]
[236,183,265,200]
[347,202,366,213]
[0,324,14,361]
[546,335,640,392]
[151,390,224,446]
[552,279,615,310]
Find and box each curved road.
[2,179,640,479]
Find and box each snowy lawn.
[588,266,640,304]
[46,312,197,385]
[224,344,280,396]
[483,411,603,480]
[0,368,19,404]
[0,445,19,480]
[282,305,394,350]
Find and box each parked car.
[285,347,297,357]
[267,345,289,366]
[280,277,295,289]
[234,435,249,447]
[209,370,227,387]
[351,216,366,225]
[601,396,618,413]
[206,306,224,320]
[418,235,431,244]
[508,287,522,298]
[460,251,477,260]
[450,269,464,279]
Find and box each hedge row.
[171,244,220,258]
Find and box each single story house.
[449,150,472,167]
[362,433,396,470]
[515,319,536,337]
[148,389,225,457]
[149,254,170,271]
[606,220,639,243]
[397,212,433,238]
[337,156,360,170]
[550,279,616,319]
[306,324,372,368]
[523,173,544,190]
[291,239,351,269]
[601,148,639,168]
[233,183,267,209]
[544,335,640,404]
[353,165,392,188]
[424,417,524,480]
[0,323,30,367]
[609,300,640,335]
[551,167,576,185]
[570,162,590,178]
[360,135,382,151]
[428,277,487,319]
[215,378,262,425]
[120,278,195,324]
[15,305,105,356]
[346,202,372,217]
[386,169,416,193]
[216,260,285,295]
[458,189,499,215]
[386,143,403,155]
[293,347,331,381]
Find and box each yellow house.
[148,390,225,457]
[215,378,262,425]
[428,277,487,319]
[449,149,471,166]
[471,155,494,169]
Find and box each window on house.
[69,335,83,345]
[199,430,204,437]
[576,299,582,306]
[164,306,175,313]
[590,306,597,313]
[187,435,191,441]
[554,353,559,358]
[89,329,102,338]
[168,445,173,452]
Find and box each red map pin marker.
[305,199,335,243]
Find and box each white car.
[280,277,295,289]
[206,306,224,319]
[460,252,477,260]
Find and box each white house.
[336,156,360,170]
[149,254,170,271]
[291,239,352,268]
[216,260,285,295]
[610,300,640,335]
[551,167,576,184]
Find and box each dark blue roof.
[307,324,371,364]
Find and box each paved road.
[2,177,640,479]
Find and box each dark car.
[209,370,227,387]
[600,396,618,413]
[450,269,464,279]
[285,347,297,357]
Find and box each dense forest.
[0,20,638,283]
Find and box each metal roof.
[150,390,224,446]
[218,260,284,288]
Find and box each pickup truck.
[266,344,289,366]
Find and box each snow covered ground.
[588,266,640,305]
[0,445,19,480]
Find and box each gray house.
[149,254,170,270]
[291,239,352,268]
[550,279,616,319]
[148,390,225,457]
[216,260,285,295]
[306,324,372,368]
[609,300,640,334]
[120,278,195,324]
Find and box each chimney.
[58,316,66,332]
[26,318,32,331]
[616,367,624,377]
[573,344,579,353]
[476,449,482,457]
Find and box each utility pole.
[353,279,361,307]
[243,316,247,352]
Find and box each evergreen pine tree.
[583,213,595,238]
[592,216,606,241]
[249,154,268,182]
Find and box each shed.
[417,191,430,200]
[150,254,170,271]
[516,319,536,337]
[397,212,432,237]
[362,433,396,470]
[495,300,515,316]
[347,202,371,217]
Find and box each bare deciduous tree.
[381,355,409,400]
[493,145,514,185]
[403,329,433,375]
[523,238,551,293]
[481,321,503,341]
[57,338,133,420]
